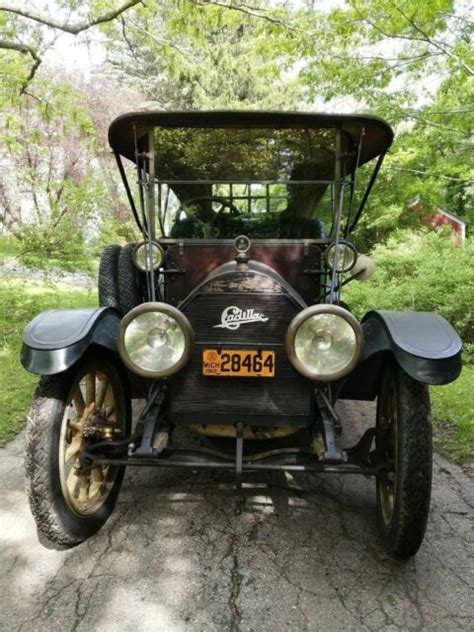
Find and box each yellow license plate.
[202,349,275,377]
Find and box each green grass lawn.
[0,276,96,444]
[431,366,474,463]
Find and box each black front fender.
[362,310,462,384]
[340,310,462,400]
[21,307,122,375]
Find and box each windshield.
[152,126,342,239]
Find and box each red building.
[408,197,467,245]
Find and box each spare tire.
[98,245,121,311]
[118,243,142,315]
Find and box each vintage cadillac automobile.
[21,111,462,558]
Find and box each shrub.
[345,229,474,348]
[16,221,93,272]
[431,366,474,463]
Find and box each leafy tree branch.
[350,0,473,76]
[0,39,42,92]
[0,1,142,34]
[188,0,296,32]
[388,1,474,76]
[0,0,143,92]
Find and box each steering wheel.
[182,196,241,223]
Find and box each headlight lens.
[118,303,193,378]
[286,305,363,381]
[325,241,357,273]
[133,241,164,271]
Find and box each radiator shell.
[167,261,313,426]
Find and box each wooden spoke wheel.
[25,358,131,548]
[375,361,432,559]
[59,369,121,516]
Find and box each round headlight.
[118,303,193,378]
[325,241,357,273]
[133,241,164,272]
[286,305,363,381]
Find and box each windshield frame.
[111,113,392,241]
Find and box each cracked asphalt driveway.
[0,401,473,632]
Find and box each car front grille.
[167,288,313,425]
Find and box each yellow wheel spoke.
[91,467,104,483]
[80,402,96,423]
[66,467,75,491]
[89,481,103,497]
[73,389,85,417]
[78,477,89,503]
[65,435,82,462]
[67,420,82,434]
[106,404,116,421]
[96,376,109,410]
[85,373,96,406]
[66,468,80,498]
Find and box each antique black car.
[21,111,462,558]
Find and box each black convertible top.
[108,110,393,171]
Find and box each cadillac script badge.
[214,306,269,330]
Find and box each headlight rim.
[324,240,358,273]
[132,240,165,272]
[285,304,363,382]
[118,302,194,379]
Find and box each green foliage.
[431,367,474,463]
[0,72,139,271]
[2,1,472,254]
[102,0,302,109]
[88,214,140,259]
[345,230,474,345]
[0,276,96,444]
[1,81,102,263]
[348,78,473,249]
[295,0,471,105]
[0,234,21,262]
[293,1,472,245]
[346,229,474,461]
[16,226,92,272]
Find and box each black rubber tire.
[376,361,432,559]
[98,245,121,310]
[118,243,142,315]
[25,358,131,548]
